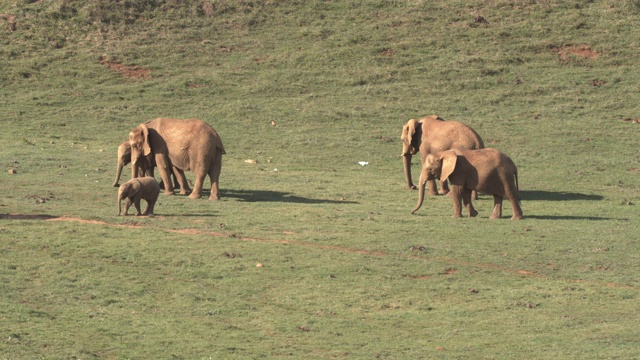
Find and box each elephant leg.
[462,189,478,217]
[188,166,206,200]
[133,197,143,216]
[509,196,523,220]
[490,195,503,219]
[450,187,463,218]
[439,179,450,195]
[172,167,191,195]
[207,152,223,201]
[472,190,478,200]
[156,159,175,196]
[427,179,438,196]
[123,198,133,216]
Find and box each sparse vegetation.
[1,0,639,358]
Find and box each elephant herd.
[115,116,522,219]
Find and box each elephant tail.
[514,170,521,204]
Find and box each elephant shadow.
[519,190,604,201]
[523,215,625,221]
[221,189,359,204]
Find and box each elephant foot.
[180,189,192,195]
[451,213,462,218]
[113,183,120,187]
[163,191,175,196]
[439,190,449,196]
[409,185,417,190]
[188,192,202,200]
[489,214,502,220]
[208,195,220,201]
[511,215,523,220]
[469,209,478,217]
[428,191,439,196]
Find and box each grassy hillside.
[1,0,639,358]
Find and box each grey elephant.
[411,148,523,220]
[117,177,160,216]
[128,118,225,200]
[401,115,484,196]
[113,140,191,194]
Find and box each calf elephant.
[112,140,190,193]
[117,177,160,216]
[411,148,523,220]
[401,115,484,196]
[128,118,225,200]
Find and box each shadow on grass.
[520,190,603,201]
[524,215,625,221]
[221,189,359,204]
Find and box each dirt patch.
[100,54,150,79]
[0,14,16,32]
[1,214,58,220]
[379,48,396,57]
[554,45,598,61]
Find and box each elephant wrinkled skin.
[128,118,225,200]
[412,148,523,220]
[401,115,484,196]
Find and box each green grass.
[1,0,639,358]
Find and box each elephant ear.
[440,151,458,183]
[140,124,151,157]
[402,119,420,149]
[125,179,141,197]
[130,124,152,157]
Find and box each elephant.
[411,148,523,220]
[401,115,484,197]
[113,141,152,187]
[112,141,190,193]
[117,176,160,216]
[128,118,225,200]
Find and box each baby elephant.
[117,177,160,216]
[412,148,523,219]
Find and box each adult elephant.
[128,118,225,200]
[401,115,484,196]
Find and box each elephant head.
[117,179,141,215]
[401,119,422,190]
[128,123,152,179]
[412,151,457,214]
[113,141,132,187]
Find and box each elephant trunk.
[403,153,416,190]
[117,190,123,216]
[131,159,139,179]
[411,178,426,214]
[113,160,124,187]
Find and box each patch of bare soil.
[0,14,16,32]
[554,44,598,61]
[0,214,58,220]
[99,54,150,79]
